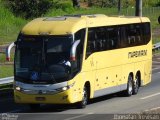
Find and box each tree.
[4,0,53,19]
[88,0,93,7]
[72,0,80,8]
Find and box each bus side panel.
[92,51,123,97]
[143,60,152,85]
[121,63,134,88]
[68,72,94,103]
[94,67,121,91]
[134,61,145,86]
[81,56,96,99]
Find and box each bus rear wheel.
[77,86,88,109]
[125,75,133,96]
[133,75,139,95]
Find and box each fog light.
[62,87,68,91]
[62,95,68,100]
[15,86,21,91]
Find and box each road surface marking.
[152,67,160,71]
[150,107,160,111]
[140,92,160,100]
[8,109,22,113]
[153,61,160,63]
[144,107,160,112]
[64,113,94,120]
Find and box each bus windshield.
[15,35,73,84]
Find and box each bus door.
[84,29,97,93]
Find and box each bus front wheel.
[77,86,88,109]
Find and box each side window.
[75,29,85,55]
[86,27,107,58]
[106,26,119,50]
[135,24,143,45]
[86,28,97,58]
[73,29,85,73]
[142,22,151,44]
[85,22,150,56]
[127,24,136,46]
[95,27,106,51]
[126,23,144,46]
[119,26,127,48]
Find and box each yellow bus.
[6,14,152,109]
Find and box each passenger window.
[119,26,127,48]
[85,22,150,58]
[106,27,118,50]
[127,24,136,46]
[135,24,142,45]
[142,23,151,44]
[73,29,85,73]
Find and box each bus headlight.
[57,82,75,92]
[15,86,21,91]
[62,86,68,91]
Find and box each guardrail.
[0,77,14,85]
[153,42,160,51]
[0,42,160,85]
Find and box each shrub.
[4,0,53,19]
[53,1,73,11]
[158,16,160,24]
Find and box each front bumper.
[14,88,78,104]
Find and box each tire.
[125,75,133,96]
[77,86,88,109]
[133,75,139,95]
[29,104,40,111]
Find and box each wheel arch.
[84,81,91,99]
[129,72,134,80]
[136,71,141,87]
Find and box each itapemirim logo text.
[0,113,18,120]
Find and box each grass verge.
[0,65,13,78]
[0,4,160,44]
[0,84,13,90]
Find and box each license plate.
[35,97,46,101]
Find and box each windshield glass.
[15,35,73,84]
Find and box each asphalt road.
[0,54,160,120]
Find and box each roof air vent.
[43,17,67,21]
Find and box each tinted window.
[72,29,86,75]
[106,27,119,50]
[85,22,151,59]
[142,23,151,44]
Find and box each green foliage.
[86,0,118,8]
[53,1,74,11]
[0,2,27,44]
[82,0,160,8]
[155,1,160,7]
[4,0,53,19]
[0,65,13,78]
[0,53,14,63]
[0,0,160,45]
[143,0,160,7]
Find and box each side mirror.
[6,42,15,61]
[70,40,80,61]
